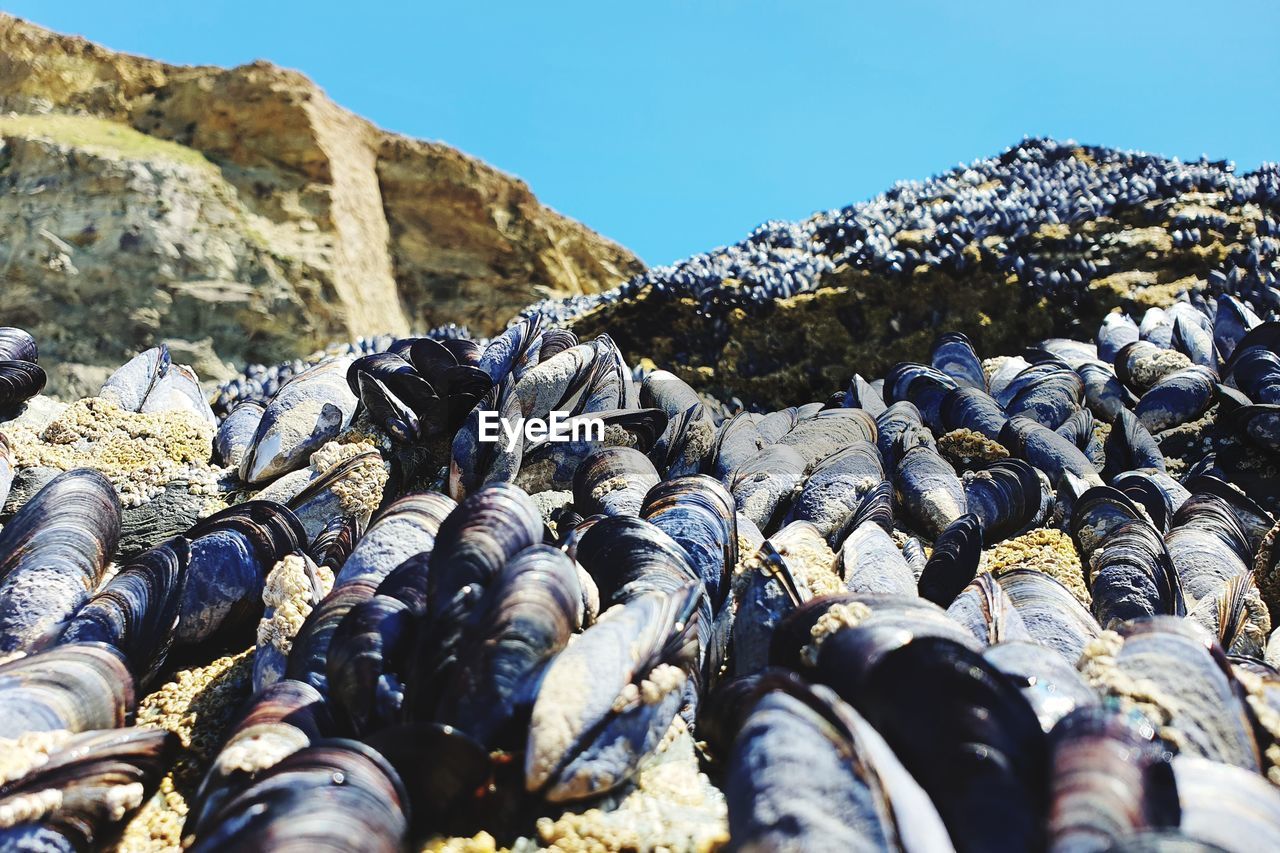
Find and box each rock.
[0,15,643,397]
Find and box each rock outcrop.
[0,15,643,397]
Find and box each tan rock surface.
[0,15,643,395]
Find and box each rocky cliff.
[0,15,643,397]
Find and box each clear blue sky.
[6,1,1278,266]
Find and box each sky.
[6,1,1278,266]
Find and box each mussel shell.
[0,726,176,850]
[0,359,47,413]
[726,675,954,851]
[836,522,917,597]
[434,544,581,749]
[186,739,409,852]
[844,373,887,416]
[1006,365,1085,430]
[730,443,807,533]
[98,345,170,413]
[1089,519,1186,627]
[572,446,662,518]
[285,579,378,697]
[1078,360,1136,424]
[191,679,335,832]
[0,468,122,653]
[893,430,967,540]
[931,331,986,390]
[1101,618,1260,771]
[1046,706,1179,849]
[57,537,188,688]
[178,500,307,647]
[875,401,923,470]
[985,641,1097,731]
[215,400,266,468]
[1172,754,1280,851]
[918,514,983,608]
[1136,365,1218,434]
[240,357,359,484]
[947,574,1033,647]
[1097,313,1140,363]
[940,386,1008,441]
[0,643,134,737]
[786,441,885,542]
[333,492,456,588]
[963,458,1046,544]
[842,636,1049,853]
[993,568,1102,664]
[0,327,38,363]
[641,475,737,611]
[525,586,701,802]
[1002,416,1104,490]
[326,593,415,735]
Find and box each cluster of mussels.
[4,264,1280,852]
[518,137,1279,324]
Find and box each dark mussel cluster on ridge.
[3,139,1280,852]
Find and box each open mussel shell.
[571,446,662,518]
[525,585,701,803]
[993,568,1102,664]
[177,500,307,648]
[57,537,188,688]
[240,357,359,485]
[433,544,582,750]
[0,643,134,738]
[1089,618,1261,771]
[0,726,177,850]
[333,492,455,588]
[186,739,409,852]
[725,673,954,851]
[1046,706,1180,850]
[641,475,737,611]
[0,468,121,654]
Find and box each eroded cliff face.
[0,15,643,397]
